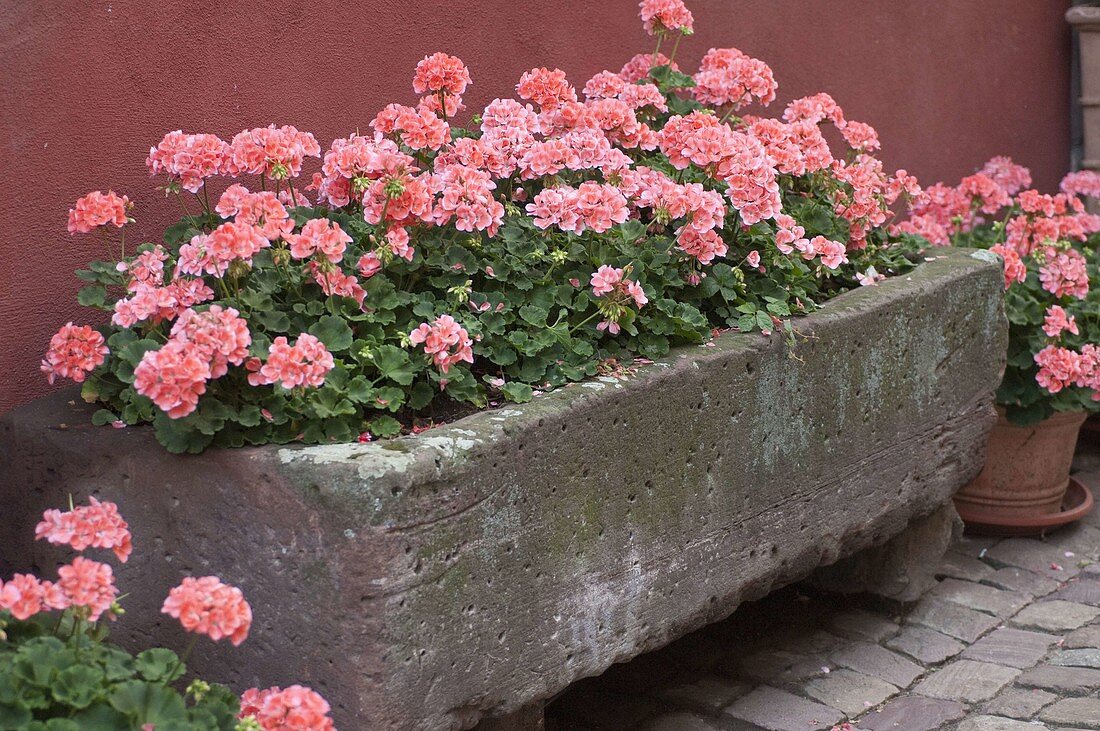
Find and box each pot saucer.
[955,477,1095,537]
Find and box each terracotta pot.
[954,409,1087,519]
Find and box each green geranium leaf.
[309,316,354,352]
[134,648,183,683]
[51,665,104,709]
[371,345,416,385]
[501,382,534,403]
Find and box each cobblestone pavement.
[546,470,1100,730]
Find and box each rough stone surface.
[656,676,752,714]
[961,627,1059,668]
[927,578,1030,618]
[810,503,962,602]
[885,625,965,665]
[955,717,1042,731]
[1040,697,1100,728]
[829,642,924,688]
[723,687,844,731]
[1049,579,1100,607]
[855,695,967,731]
[936,550,997,583]
[829,610,900,643]
[906,598,1002,643]
[1012,601,1100,632]
[802,669,898,717]
[982,687,1057,719]
[1064,624,1100,649]
[984,539,1080,580]
[983,567,1060,597]
[912,660,1019,703]
[1016,664,1100,693]
[1049,648,1100,668]
[0,252,1008,731]
[476,704,544,731]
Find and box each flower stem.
[668,33,683,65]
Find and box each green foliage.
[0,620,239,730]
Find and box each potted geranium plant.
[898,160,1100,529]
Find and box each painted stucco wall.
[0,0,1071,411]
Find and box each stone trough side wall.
[0,249,1006,730]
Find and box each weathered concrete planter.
[1,249,1006,730]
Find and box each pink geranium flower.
[147,131,229,192]
[248,334,334,390]
[408,314,474,375]
[56,556,118,621]
[133,340,212,418]
[41,322,109,384]
[1043,305,1079,338]
[239,685,336,730]
[516,67,577,109]
[639,0,694,35]
[287,218,352,263]
[0,574,48,620]
[413,52,471,96]
[67,190,129,234]
[35,497,132,563]
[162,576,252,646]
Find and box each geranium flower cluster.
[47,0,922,452]
[2,498,132,622]
[1,498,336,729]
[67,190,130,234]
[409,314,475,375]
[238,685,337,730]
[901,160,1100,422]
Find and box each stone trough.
[0,248,1006,730]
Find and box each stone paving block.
[982,686,1057,719]
[956,535,1002,554]
[656,675,753,714]
[829,642,924,688]
[1040,523,1100,559]
[803,668,899,717]
[828,610,900,643]
[983,566,1060,597]
[1016,663,1100,693]
[937,550,996,582]
[640,711,730,731]
[912,659,1019,703]
[1064,624,1100,649]
[775,630,844,656]
[1049,648,1100,668]
[960,627,1059,668]
[1013,600,1100,632]
[885,625,965,665]
[730,646,827,685]
[906,597,1002,642]
[1049,579,1100,607]
[1040,697,1100,729]
[927,577,1030,617]
[984,538,1081,579]
[955,716,1044,731]
[854,694,966,731]
[723,686,845,731]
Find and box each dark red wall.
[0,0,1071,412]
